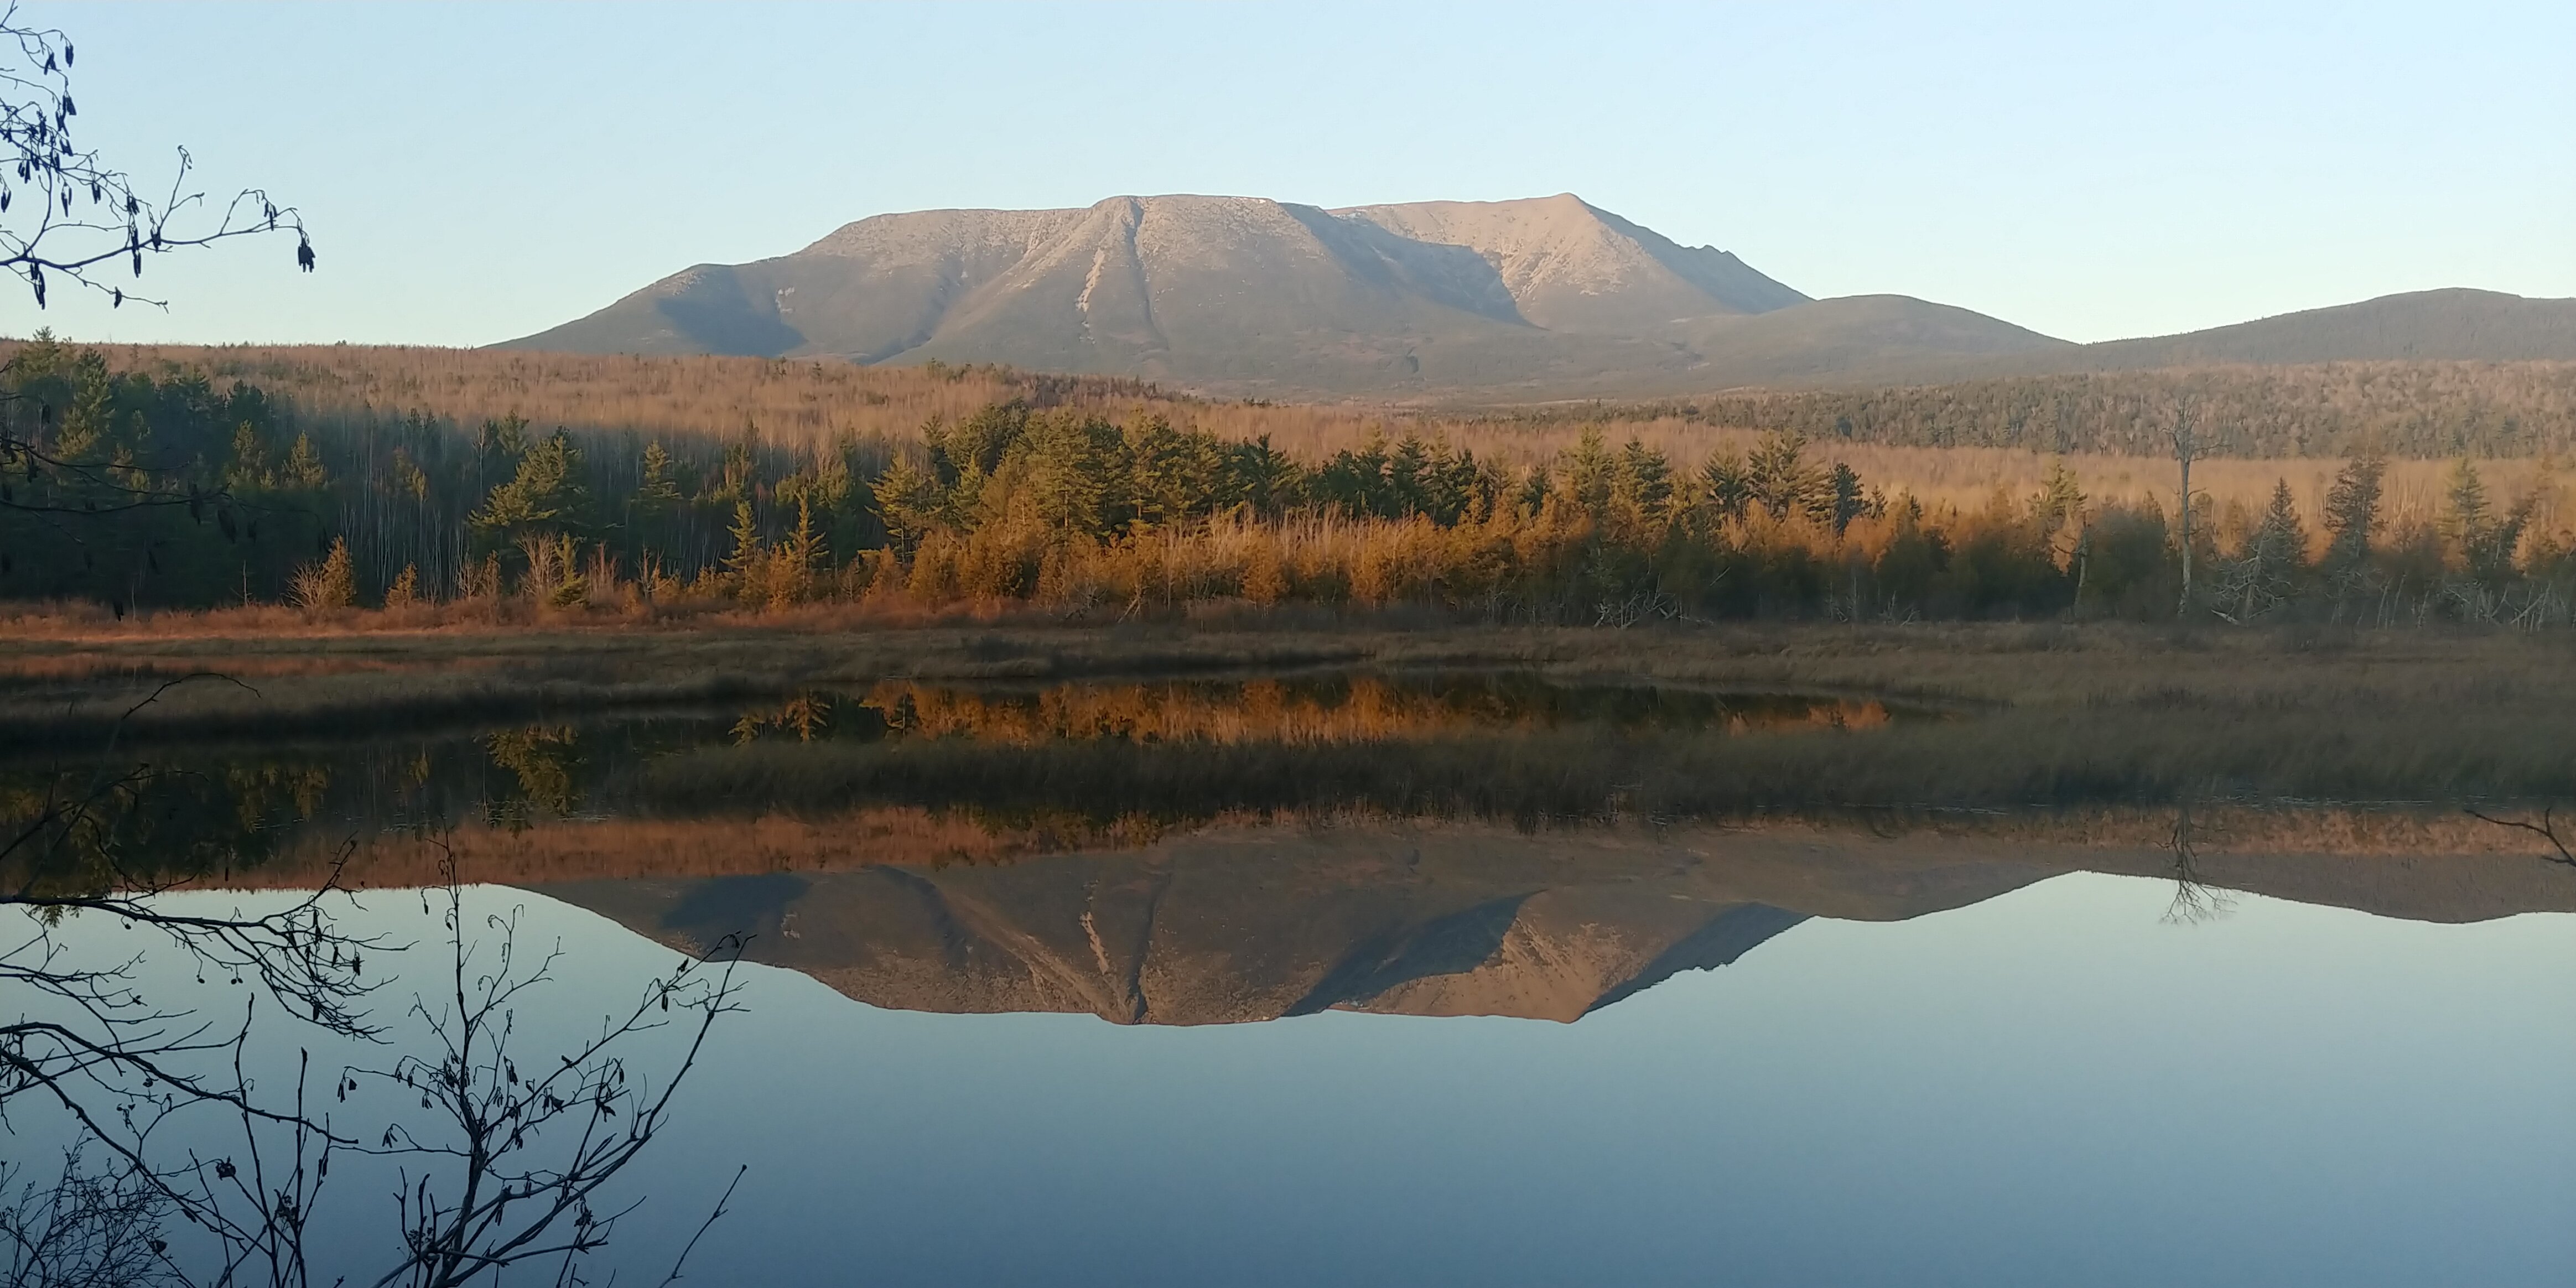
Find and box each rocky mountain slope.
[501,193,2065,398]
[505,194,2576,399]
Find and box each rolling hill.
[1975,288,2576,374]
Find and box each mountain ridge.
[502,192,2068,397]
[502,194,2576,399]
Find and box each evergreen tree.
[2321,450,2385,572]
[2253,478,2308,577]
[1700,451,1752,522]
[872,455,945,557]
[468,429,588,557]
[1221,435,1302,516]
[1018,411,1129,538]
[1561,428,1615,518]
[2439,456,2489,553]
[1313,432,1394,517]
[1606,438,1675,533]
[1745,430,1824,520]
[1829,463,1868,536]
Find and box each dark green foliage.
[1310,430,1495,522]
[0,334,326,607]
[2321,451,2385,574]
[469,429,590,555]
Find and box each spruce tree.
[2253,478,2307,577]
[2321,450,2385,572]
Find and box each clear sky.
[3,1,2568,349]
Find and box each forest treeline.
[25,338,2576,463]
[1583,362,2576,459]
[8,335,2576,625]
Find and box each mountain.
[533,824,2052,1025]
[529,821,2576,1026]
[501,193,2067,398]
[1977,288,2576,375]
[504,196,2576,398]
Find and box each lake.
[8,671,2573,1285]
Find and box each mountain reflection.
[524,821,2576,1025]
[16,669,2575,1027]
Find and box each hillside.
[1975,288,2576,376]
[503,193,2066,398]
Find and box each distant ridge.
[500,193,2065,397]
[1976,288,2576,375]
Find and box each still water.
[12,672,2575,1284]
[643,869,2573,1287]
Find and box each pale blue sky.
[4,1,2569,348]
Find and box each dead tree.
[350,865,746,1288]
[6,682,744,1285]
[2169,398,2202,617]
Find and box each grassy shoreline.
[8,619,2576,806]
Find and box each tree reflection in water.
[3,726,746,1286]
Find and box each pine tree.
[1745,430,1823,520]
[1560,428,1615,518]
[469,429,588,555]
[1612,438,1674,523]
[2253,478,2307,577]
[1700,451,1752,522]
[2033,458,2085,538]
[2439,456,2490,554]
[2321,450,2385,572]
[1829,463,1868,536]
[872,455,945,557]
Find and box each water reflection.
[11,656,2575,1285]
[2,671,1929,853]
[532,820,2576,1025]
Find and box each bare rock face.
[498,193,2067,397]
[1336,193,1809,331]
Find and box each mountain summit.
[501,193,2064,397]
